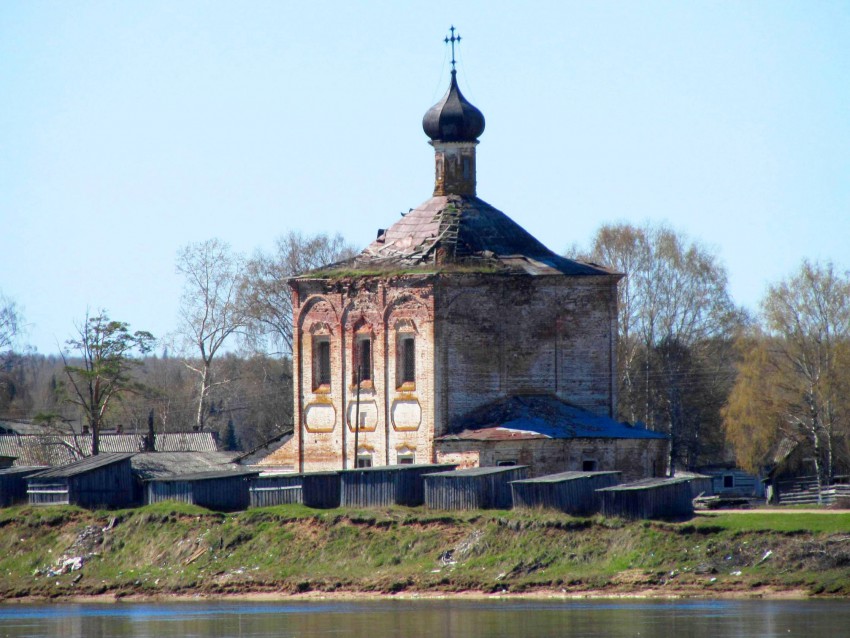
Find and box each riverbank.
[2,503,849,601]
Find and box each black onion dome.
[422,71,485,142]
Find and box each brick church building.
[262,67,668,480]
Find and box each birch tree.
[725,261,850,494]
[176,238,247,430]
[241,231,356,355]
[579,223,742,472]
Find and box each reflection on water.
[1,598,848,638]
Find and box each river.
[1,598,849,637]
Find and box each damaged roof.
[437,395,669,442]
[301,195,619,278]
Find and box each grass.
[688,512,850,534]
[3,504,850,599]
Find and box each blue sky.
[2,1,848,354]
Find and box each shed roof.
[0,432,219,467]
[299,195,619,278]
[511,470,621,484]
[596,477,693,492]
[338,463,455,475]
[130,451,242,480]
[29,453,135,479]
[146,468,260,483]
[437,395,669,442]
[424,465,529,478]
[0,465,47,477]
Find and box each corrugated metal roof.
[437,395,669,442]
[29,453,135,479]
[146,468,260,482]
[424,465,529,478]
[299,195,620,278]
[0,432,219,467]
[130,451,242,480]
[596,477,693,492]
[511,470,622,484]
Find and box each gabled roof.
[29,453,135,479]
[302,195,618,278]
[437,395,668,442]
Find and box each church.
[262,56,668,481]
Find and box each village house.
[260,65,668,478]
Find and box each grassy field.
[2,504,850,600]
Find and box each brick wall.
[434,274,618,437]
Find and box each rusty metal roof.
[437,395,669,442]
[301,195,619,278]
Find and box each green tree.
[61,311,154,455]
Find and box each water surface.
[1,598,848,637]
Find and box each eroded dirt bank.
[2,503,849,601]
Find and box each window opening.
[398,334,415,386]
[397,451,415,465]
[356,453,373,468]
[314,338,331,388]
[582,460,598,472]
[723,475,735,489]
[355,337,372,383]
[496,460,517,467]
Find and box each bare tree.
[241,231,357,355]
[0,292,22,358]
[176,238,247,430]
[61,311,154,455]
[578,223,742,473]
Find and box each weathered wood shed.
[145,469,260,511]
[510,471,621,515]
[249,471,341,509]
[674,471,714,499]
[0,466,47,506]
[597,477,694,520]
[27,453,136,508]
[339,464,456,508]
[424,465,529,510]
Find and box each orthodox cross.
[445,26,461,72]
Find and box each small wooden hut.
[597,477,694,520]
[145,469,260,511]
[0,466,47,506]
[424,465,529,510]
[510,471,621,515]
[249,471,341,509]
[339,464,456,508]
[26,453,135,508]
